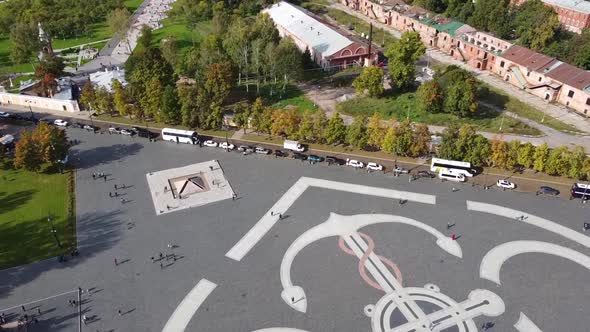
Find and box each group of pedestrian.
[92,172,107,181]
[270,211,284,219]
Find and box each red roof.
[501,45,556,71]
[546,62,590,91]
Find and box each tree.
[301,47,314,70]
[161,36,179,67]
[79,80,97,111]
[14,131,42,172]
[251,38,265,93]
[381,127,397,153]
[438,125,461,160]
[112,79,131,116]
[416,80,443,113]
[223,19,252,88]
[517,142,535,169]
[567,146,585,179]
[33,122,69,165]
[252,12,280,45]
[346,116,368,149]
[353,66,384,97]
[271,109,300,137]
[366,113,385,148]
[468,0,512,38]
[203,62,233,106]
[385,32,426,90]
[455,124,477,158]
[297,110,314,141]
[464,135,490,166]
[178,83,200,128]
[506,140,521,170]
[514,0,560,50]
[35,54,65,78]
[204,103,224,130]
[410,124,431,157]
[137,25,154,49]
[107,8,130,35]
[533,143,549,172]
[325,113,347,145]
[545,146,569,176]
[393,119,413,156]
[312,111,328,143]
[490,138,509,169]
[10,22,40,64]
[94,86,115,115]
[260,107,274,136]
[444,78,478,117]
[233,102,251,134]
[276,38,303,93]
[141,78,163,120]
[160,85,181,124]
[250,97,265,133]
[582,158,590,180]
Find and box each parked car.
[496,179,516,190]
[120,129,134,136]
[417,170,435,178]
[219,142,235,150]
[325,156,346,165]
[274,150,289,158]
[83,124,98,132]
[366,162,383,171]
[255,146,271,154]
[537,186,559,196]
[54,119,68,127]
[307,154,324,162]
[203,140,218,147]
[393,166,409,174]
[71,122,84,129]
[0,111,11,118]
[292,152,307,160]
[346,159,364,168]
[237,145,254,152]
[108,126,121,134]
[130,127,155,138]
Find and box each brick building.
[512,0,590,34]
[263,1,376,70]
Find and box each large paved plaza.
[0,129,589,332]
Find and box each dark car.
[536,186,560,196]
[83,124,98,132]
[274,150,289,157]
[71,122,84,129]
[131,127,155,138]
[292,152,307,160]
[325,156,346,165]
[417,170,435,178]
[255,147,272,155]
[308,154,324,162]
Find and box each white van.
[283,140,305,152]
[438,169,466,182]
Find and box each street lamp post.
[47,214,61,248]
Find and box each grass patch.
[0,162,75,269]
[233,84,319,112]
[337,93,542,136]
[478,84,582,134]
[325,9,397,47]
[152,17,214,55]
[124,0,144,12]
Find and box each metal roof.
[501,45,556,71]
[542,0,590,14]
[263,1,353,59]
[545,62,590,91]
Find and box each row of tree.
[14,122,69,172]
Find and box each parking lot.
[0,127,589,331]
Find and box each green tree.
[385,32,426,90]
[366,113,385,148]
[160,85,181,124]
[438,125,461,160]
[545,146,569,176]
[142,77,163,120]
[353,66,384,97]
[514,0,560,50]
[301,47,314,70]
[490,138,509,169]
[517,142,535,169]
[297,110,315,142]
[14,130,42,172]
[260,107,274,136]
[464,135,490,166]
[203,62,233,106]
[107,7,130,35]
[33,122,69,165]
[444,79,478,117]
[79,80,96,111]
[533,143,549,172]
[204,103,224,130]
[271,109,300,137]
[10,22,39,64]
[137,25,154,49]
[252,12,280,45]
[233,102,251,134]
[178,83,200,128]
[112,79,131,116]
[393,119,413,156]
[250,97,265,133]
[410,123,431,157]
[346,116,368,149]
[223,19,252,88]
[507,140,521,169]
[381,127,397,153]
[567,146,585,179]
[312,110,328,143]
[94,86,115,115]
[325,113,347,145]
[161,36,179,67]
[416,80,443,113]
[276,38,303,93]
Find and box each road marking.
[480,240,590,286]
[0,289,78,312]
[466,201,590,248]
[514,312,543,332]
[161,279,217,332]
[252,329,309,332]
[226,177,436,261]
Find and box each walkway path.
[330,1,590,134]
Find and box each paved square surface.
[0,128,589,332]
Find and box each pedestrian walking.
[109,192,112,197]
[159,252,163,259]
[151,256,154,262]
[115,191,118,197]
[118,310,122,316]
[270,211,274,216]
[160,262,163,269]
[21,305,25,312]
[92,173,96,180]
[120,197,125,204]
[451,234,457,241]
[115,184,118,190]
[446,222,454,229]
[279,213,283,220]
[166,204,170,210]
[37,308,41,315]
[583,222,590,231]
[114,258,118,266]
[104,175,107,182]
[452,187,457,192]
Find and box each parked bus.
[161,128,199,144]
[430,157,475,177]
[570,183,590,200]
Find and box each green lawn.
[233,84,319,112]
[0,163,75,269]
[337,93,542,136]
[477,84,583,134]
[124,0,144,12]
[153,18,214,55]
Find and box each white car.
[393,166,409,174]
[120,129,134,136]
[0,111,10,118]
[203,140,218,147]
[219,142,235,150]
[346,159,364,168]
[496,179,516,189]
[366,162,383,171]
[54,119,68,127]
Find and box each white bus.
[161,128,199,144]
[430,157,475,177]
